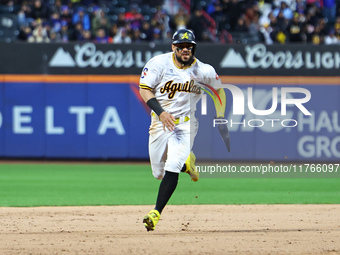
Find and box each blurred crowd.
[202,0,340,44]
[0,0,340,44]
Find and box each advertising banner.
[210,44,340,76]
[0,82,4,155]
[4,82,46,157]
[0,42,168,75]
[0,81,150,159]
[1,42,340,76]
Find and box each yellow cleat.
[184,151,199,182]
[143,209,161,231]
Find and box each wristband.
[146,98,164,116]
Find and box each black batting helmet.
[172,29,196,45]
[172,29,196,54]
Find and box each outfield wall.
[0,76,339,161]
[0,42,339,161]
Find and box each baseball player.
[139,29,228,231]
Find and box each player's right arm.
[139,88,176,131]
[139,55,176,131]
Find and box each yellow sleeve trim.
[139,84,153,90]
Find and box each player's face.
[172,43,194,66]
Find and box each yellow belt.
[174,116,190,124]
[152,112,190,124]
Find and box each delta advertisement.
[0,82,150,159]
[0,80,339,161]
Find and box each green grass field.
[0,163,339,207]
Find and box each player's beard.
[175,54,194,66]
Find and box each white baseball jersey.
[140,52,221,178]
[140,52,221,118]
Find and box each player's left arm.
[213,88,226,118]
[207,68,230,152]
[204,66,226,117]
[214,88,230,152]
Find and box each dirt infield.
[0,205,339,255]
